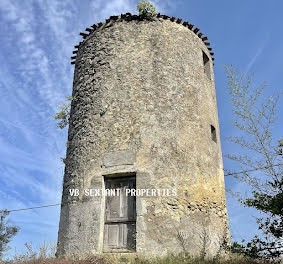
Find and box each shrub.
[137,0,157,19]
[0,210,19,260]
[54,96,76,129]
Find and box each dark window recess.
[202,51,211,80]
[104,176,136,252]
[211,125,217,143]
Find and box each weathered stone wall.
[58,14,229,258]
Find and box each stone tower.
[58,13,229,258]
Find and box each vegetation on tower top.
[137,0,157,19]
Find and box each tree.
[54,96,75,129]
[0,210,19,259]
[225,65,282,259]
[137,0,156,19]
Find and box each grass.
[1,253,279,264]
[1,243,280,264]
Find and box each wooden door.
[104,176,136,251]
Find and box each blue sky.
[0,0,282,259]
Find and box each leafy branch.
[54,96,76,129]
[225,65,282,259]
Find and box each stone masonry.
[57,13,230,258]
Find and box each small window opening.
[202,51,211,80]
[211,125,217,143]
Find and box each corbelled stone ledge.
[71,13,215,65]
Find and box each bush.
[0,210,19,260]
[137,0,157,19]
[54,96,75,129]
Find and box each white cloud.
[245,33,269,74]
[0,0,174,258]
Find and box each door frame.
[103,174,136,252]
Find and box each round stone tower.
[58,13,229,258]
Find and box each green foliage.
[137,0,157,19]
[225,65,283,259]
[226,240,263,259]
[54,96,75,129]
[0,210,19,259]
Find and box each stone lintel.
[102,165,136,177]
[102,150,136,168]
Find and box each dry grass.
[2,253,279,264]
[1,243,280,264]
[132,253,278,264]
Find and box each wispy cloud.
[0,0,171,257]
[245,33,269,73]
[0,0,79,257]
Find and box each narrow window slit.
[211,125,217,143]
[202,51,211,80]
